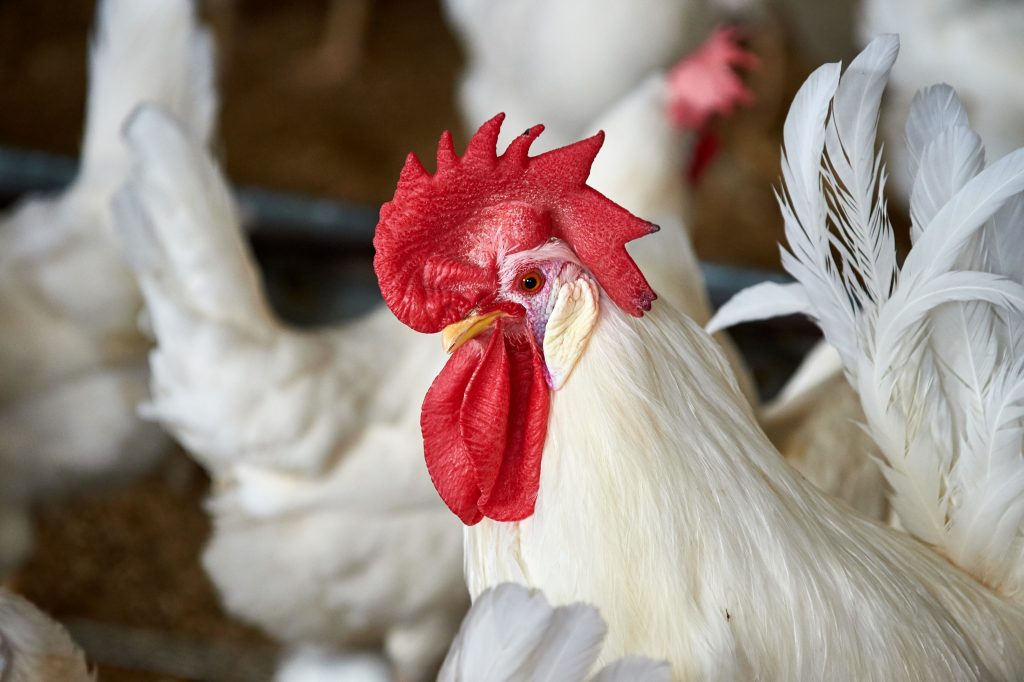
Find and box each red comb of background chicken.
[374,113,658,333]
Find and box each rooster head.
[374,114,657,524]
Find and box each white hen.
[443,0,761,153]
[114,106,466,681]
[0,0,215,575]
[0,590,93,682]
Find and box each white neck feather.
[465,300,1024,680]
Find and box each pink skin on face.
[496,244,588,366]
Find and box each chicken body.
[115,107,467,681]
[114,24,760,678]
[758,343,888,521]
[0,590,92,682]
[0,0,214,574]
[465,299,1024,680]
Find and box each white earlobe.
[543,278,599,390]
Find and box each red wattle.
[687,128,719,186]
[421,321,550,525]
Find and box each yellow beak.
[442,310,505,354]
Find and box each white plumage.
[114,106,467,681]
[0,0,214,575]
[438,583,670,682]
[758,343,888,520]
[0,590,93,682]
[463,35,1024,679]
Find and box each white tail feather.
[588,658,672,682]
[909,126,985,243]
[438,583,669,682]
[709,35,1024,594]
[905,84,971,218]
[705,281,809,334]
[115,105,271,332]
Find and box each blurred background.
[0,0,1000,679]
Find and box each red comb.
[374,113,658,333]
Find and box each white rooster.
[438,583,670,682]
[373,34,1024,679]
[0,590,93,682]
[114,106,466,682]
[0,0,214,575]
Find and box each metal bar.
[0,145,793,299]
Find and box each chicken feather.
[713,35,1024,596]
[438,583,670,682]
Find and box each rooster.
[0,590,93,681]
[374,34,1024,678]
[438,583,670,682]
[0,0,214,575]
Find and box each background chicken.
[0,589,93,681]
[0,0,215,576]
[443,0,762,153]
[438,583,670,682]
[374,35,1024,678]
[114,105,466,681]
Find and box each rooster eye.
[519,270,545,294]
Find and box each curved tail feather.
[710,34,1024,595]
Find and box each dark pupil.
[522,276,538,290]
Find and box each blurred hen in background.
[443,0,762,152]
[114,104,465,681]
[0,0,214,576]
